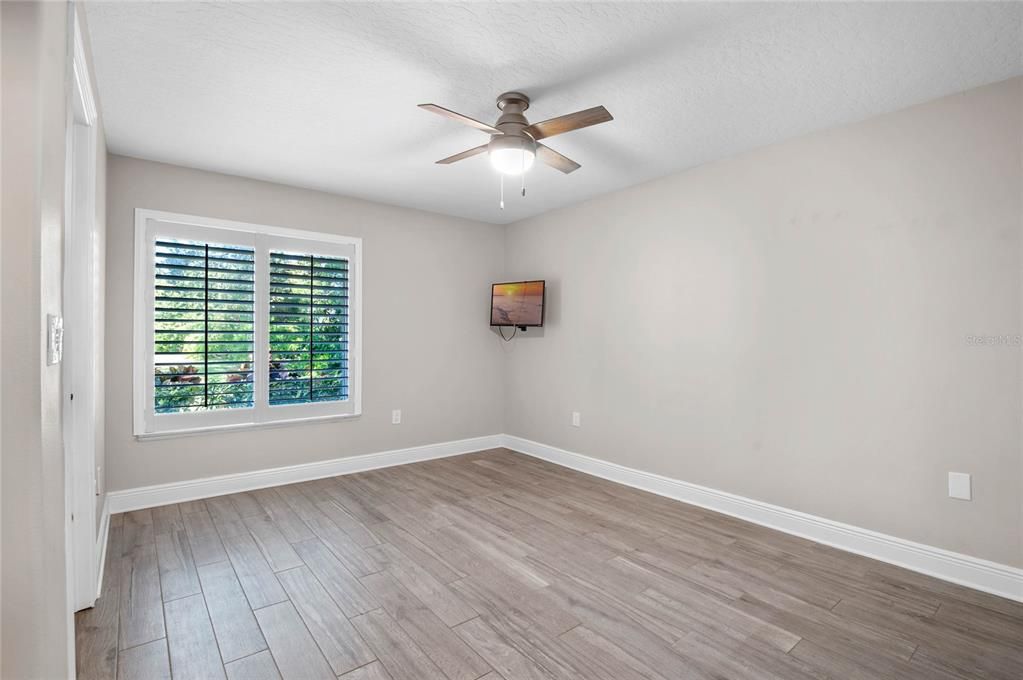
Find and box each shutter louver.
[153,239,255,413]
[268,251,349,405]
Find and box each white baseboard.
[107,434,504,514]
[94,495,110,600]
[103,431,1022,603]
[501,434,1023,604]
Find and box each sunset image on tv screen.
[491,281,544,326]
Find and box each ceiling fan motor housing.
[489,132,536,157]
[491,91,536,156]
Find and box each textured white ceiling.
[86,2,1022,225]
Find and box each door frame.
[63,1,99,624]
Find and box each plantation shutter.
[268,250,349,405]
[152,239,256,413]
[136,211,360,437]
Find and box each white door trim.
[63,0,100,626]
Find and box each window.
[134,210,361,437]
[268,251,349,406]
[153,239,256,413]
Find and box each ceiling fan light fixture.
[421,93,612,179]
[488,135,536,176]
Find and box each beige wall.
[105,156,505,491]
[2,2,73,677]
[503,78,1023,568]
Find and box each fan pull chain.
[521,152,526,197]
[499,175,505,210]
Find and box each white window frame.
[133,209,362,439]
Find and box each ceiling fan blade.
[419,103,501,134]
[435,144,489,165]
[525,105,613,141]
[536,144,581,174]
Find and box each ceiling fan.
[419,92,613,177]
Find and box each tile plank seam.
[80,450,1023,680]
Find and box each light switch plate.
[571,411,581,427]
[948,472,972,501]
[391,409,401,425]
[47,314,63,365]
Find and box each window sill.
[135,411,361,441]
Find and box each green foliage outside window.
[153,240,348,414]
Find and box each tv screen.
[491,280,545,327]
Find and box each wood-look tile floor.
[76,449,1023,680]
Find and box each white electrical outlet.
[948,472,972,501]
[571,411,581,427]
[392,409,401,425]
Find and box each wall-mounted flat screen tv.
[491,280,545,328]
